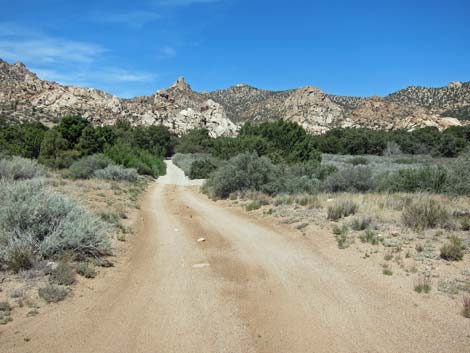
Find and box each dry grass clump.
[351,216,372,231]
[440,235,464,261]
[327,200,358,221]
[38,285,68,303]
[48,262,76,285]
[76,262,97,278]
[382,264,393,276]
[359,229,381,245]
[463,296,470,319]
[402,197,449,230]
[0,301,12,325]
[461,218,470,231]
[332,224,349,249]
[414,276,432,294]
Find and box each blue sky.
[0,0,469,98]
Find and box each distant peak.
[13,61,26,68]
[448,81,462,88]
[170,76,191,91]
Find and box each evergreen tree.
[38,129,70,168]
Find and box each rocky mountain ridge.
[205,81,469,133]
[1,58,468,135]
[0,60,238,137]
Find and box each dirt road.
[1,161,469,353]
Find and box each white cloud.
[32,67,157,86]
[0,23,105,64]
[159,46,177,58]
[0,39,105,64]
[0,22,161,97]
[90,10,160,28]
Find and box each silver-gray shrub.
[0,179,111,269]
[322,165,374,192]
[93,165,138,182]
[445,151,470,195]
[0,156,46,180]
[69,154,112,179]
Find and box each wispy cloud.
[32,67,156,86]
[159,46,177,58]
[0,39,105,64]
[0,22,160,97]
[0,23,105,64]
[89,10,160,28]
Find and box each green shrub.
[56,115,90,148]
[0,121,48,159]
[93,165,138,182]
[69,154,111,179]
[434,134,466,157]
[76,262,97,278]
[238,121,322,163]
[48,262,75,285]
[203,152,281,198]
[175,129,213,154]
[440,235,464,261]
[402,198,449,230]
[189,159,218,179]
[0,156,46,180]
[38,129,76,168]
[132,125,176,157]
[105,143,165,177]
[38,285,68,303]
[0,179,111,269]
[327,200,358,221]
[322,166,373,192]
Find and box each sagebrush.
[0,179,111,271]
[0,156,46,180]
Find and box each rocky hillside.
[385,81,470,120]
[1,58,468,135]
[206,82,469,133]
[0,60,238,137]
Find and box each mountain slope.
[1,58,468,134]
[205,82,468,133]
[0,60,238,137]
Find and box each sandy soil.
[1,162,469,353]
